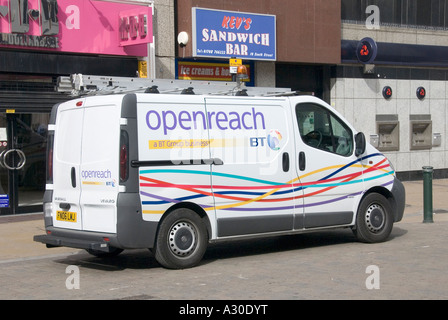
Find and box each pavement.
[1,178,448,263]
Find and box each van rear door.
[52,99,85,230]
[52,96,121,233]
[78,97,121,233]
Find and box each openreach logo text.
[81,169,112,179]
[145,108,266,135]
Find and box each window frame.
[295,103,354,157]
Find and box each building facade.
[174,0,340,100]
[173,0,448,181]
[0,0,156,214]
[2,0,448,214]
[336,0,448,180]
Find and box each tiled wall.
[330,75,447,177]
[154,0,176,79]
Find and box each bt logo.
[250,136,266,147]
[250,130,282,150]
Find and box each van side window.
[295,103,353,156]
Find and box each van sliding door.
[205,98,297,238]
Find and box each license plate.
[56,210,77,222]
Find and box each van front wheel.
[154,208,208,269]
[353,193,393,243]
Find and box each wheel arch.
[359,185,399,222]
[154,202,211,269]
[159,202,211,240]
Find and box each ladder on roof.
[57,74,295,97]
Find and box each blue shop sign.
[192,7,276,61]
[0,194,9,208]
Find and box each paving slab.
[0,179,447,262]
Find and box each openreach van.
[34,75,405,269]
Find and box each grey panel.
[293,213,304,230]
[304,211,353,228]
[116,193,157,249]
[217,215,293,237]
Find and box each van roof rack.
[57,74,294,97]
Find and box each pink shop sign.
[0,0,153,56]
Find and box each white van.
[34,91,405,269]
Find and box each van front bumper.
[391,177,406,222]
[33,227,118,253]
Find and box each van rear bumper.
[33,227,117,253]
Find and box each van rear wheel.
[154,208,208,269]
[353,193,393,243]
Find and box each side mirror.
[355,132,366,157]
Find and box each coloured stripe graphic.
[139,153,394,214]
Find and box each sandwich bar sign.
[192,7,276,61]
[0,0,152,56]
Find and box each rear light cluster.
[43,202,53,218]
[46,131,54,183]
[120,130,129,182]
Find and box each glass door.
[0,113,49,215]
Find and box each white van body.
[35,93,405,269]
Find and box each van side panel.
[204,98,299,238]
[135,95,216,237]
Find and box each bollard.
[422,166,434,223]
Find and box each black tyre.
[154,208,208,269]
[353,193,393,243]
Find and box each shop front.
[0,0,153,214]
[175,0,341,99]
[176,6,275,87]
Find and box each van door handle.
[60,203,71,210]
[71,167,76,188]
[299,152,306,171]
[282,152,289,172]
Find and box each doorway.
[275,64,331,103]
[0,112,49,214]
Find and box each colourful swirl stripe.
[139,153,394,214]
